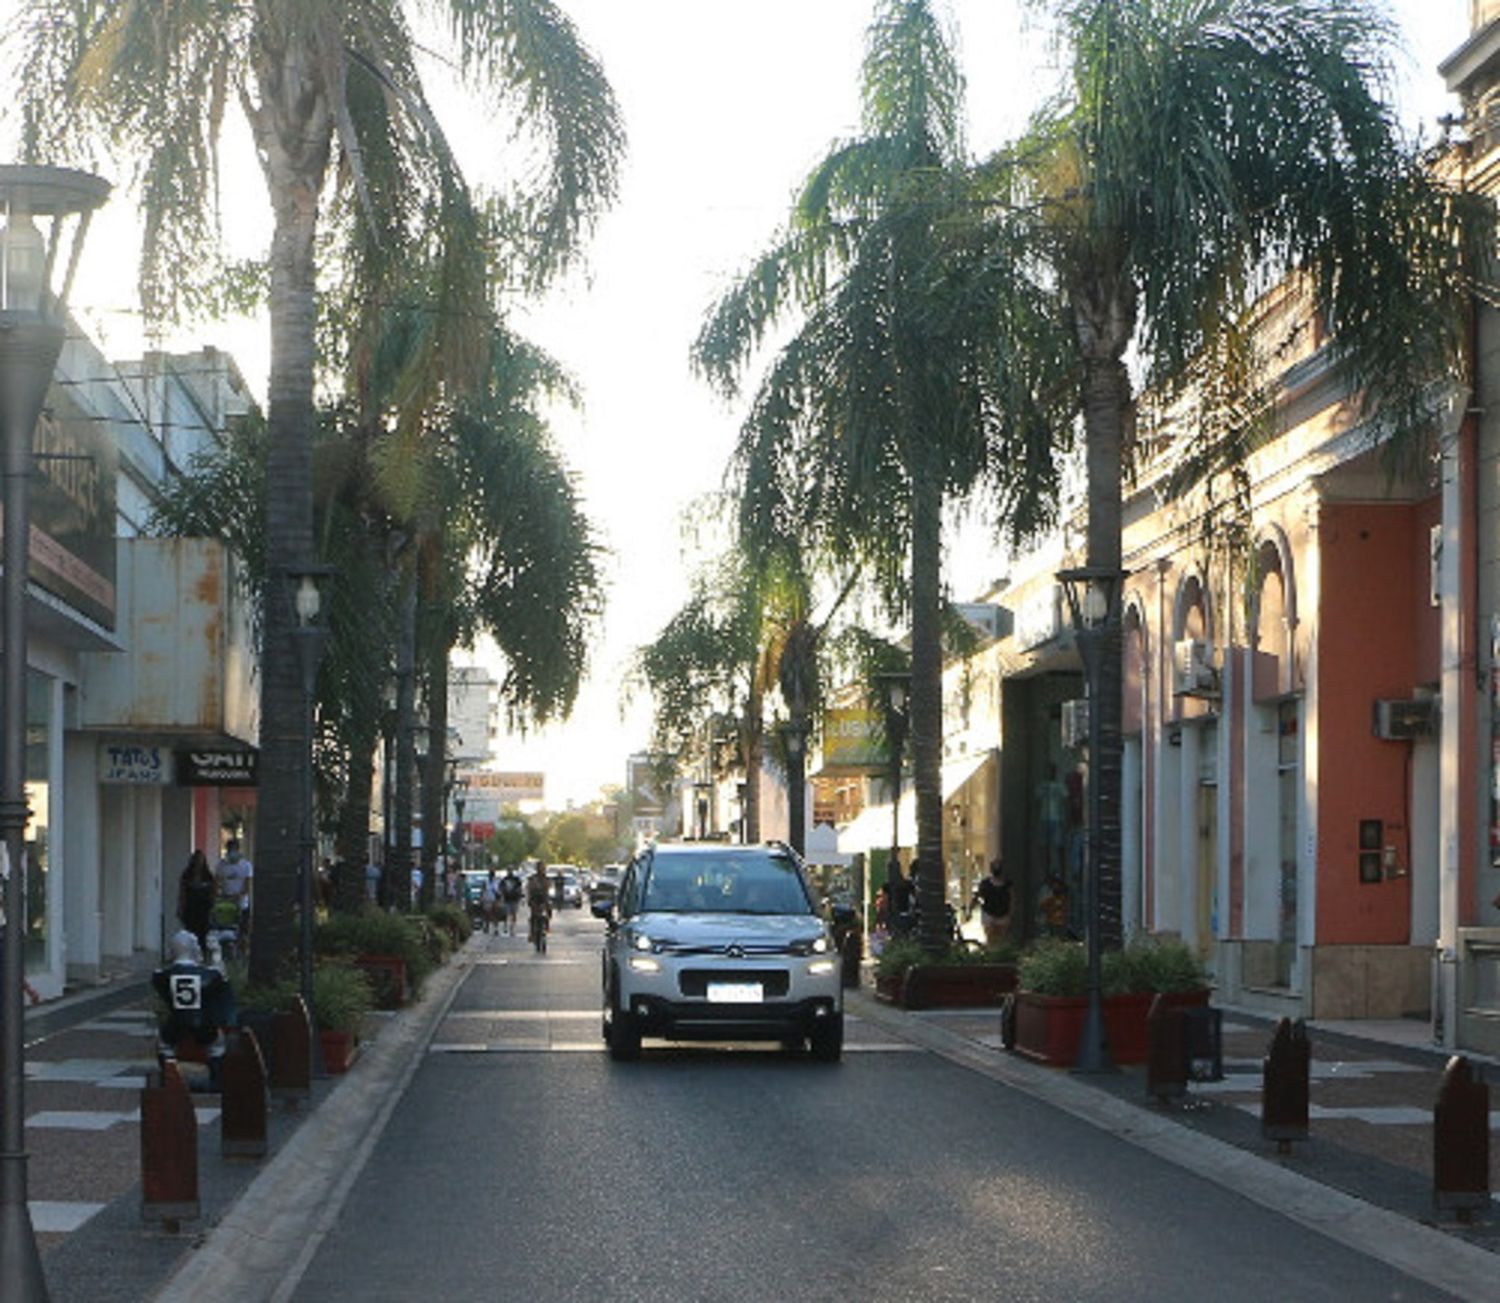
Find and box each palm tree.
[16,0,623,982]
[694,0,1064,953]
[1001,0,1483,945]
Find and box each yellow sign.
[819,707,889,774]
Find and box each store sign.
[468,771,545,804]
[820,707,888,774]
[25,386,118,630]
[100,744,172,785]
[176,749,258,787]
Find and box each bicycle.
[529,909,549,954]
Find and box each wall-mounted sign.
[100,743,172,785]
[176,749,258,787]
[28,385,118,630]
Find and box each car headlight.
[808,959,837,976]
[628,955,661,973]
[811,935,830,954]
[633,934,653,952]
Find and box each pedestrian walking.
[364,855,382,905]
[501,865,524,936]
[176,849,217,956]
[214,839,253,943]
[480,870,500,934]
[971,859,1013,949]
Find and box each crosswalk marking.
[30,1201,107,1234]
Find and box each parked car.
[596,842,842,1062]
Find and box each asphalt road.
[290,911,1450,1303]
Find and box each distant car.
[548,867,584,908]
[597,842,842,1062]
[589,873,620,908]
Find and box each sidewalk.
[17,939,474,1303]
[848,986,1500,1297]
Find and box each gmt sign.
[176,749,258,787]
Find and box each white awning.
[835,751,995,856]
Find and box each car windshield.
[640,850,812,915]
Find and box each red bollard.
[271,996,312,1103]
[1261,1017,1310,1154]
[1434,1055,1490,1221]
[141,1060,199,1229]
[221,1025,269,1160]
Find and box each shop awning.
[835,751,995,856]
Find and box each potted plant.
[316,909,434,1008]
[873,938,1020,1009]
[312,962,373,1073]
[1011,937,1210,1066]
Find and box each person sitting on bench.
[153,930,235,1090]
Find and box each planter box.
[901,964,1018,1010]
[354,954,409,1009]
[1013,988,1211,1067]
[874,972,906,1005]
[319,1029,359,1074]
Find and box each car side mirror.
[590,899,614,923]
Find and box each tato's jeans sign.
[100,744,172,784]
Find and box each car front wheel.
[808,1014,843,1063]
[605,973,641,1061]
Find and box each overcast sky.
[0,0,1474,807]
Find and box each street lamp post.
[1058,565,1124,1075]
[287,565,332,1072]
[0,164,108,1303]
[453,777,468,874]
[875,670,910,926]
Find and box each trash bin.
[1181,1005,1223,1082]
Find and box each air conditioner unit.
[1173,639,1217,696]
[1060,698,1089,748]
[1372,697,1436,740]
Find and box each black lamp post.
[874,670,910,921]
[1057,565,1124,1075]
[0,164,108,1303]
[780,720,808,856]
[453,775,468,874]
[287,564,333,1069]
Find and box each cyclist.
[525,861,552,953]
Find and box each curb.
[150,938,479,1303]
[848,990,1497,1300]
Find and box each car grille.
[678,969,791,998]
[658,941,803,958]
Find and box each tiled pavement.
[898,1003,1500,1254]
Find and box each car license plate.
[707,982,763,1003]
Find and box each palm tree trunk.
[335,739,375,913]
[1078,279,1134,952]
[393,572,418,912]
[742,683,762,843]
[910,472,946,955]
[245,43,332,986]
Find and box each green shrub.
[1130,937,1207,993]
[312,961,374,1036]
[874,938,927,981]
[1018,939,1088,996]
[315,908,434,996]
[426,903,471,946]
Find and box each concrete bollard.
[1261,1017,1310,1154]
[1146,994,1187,1104]
[221,1025,269,1160]
[1434,1055,1490,1221]
[141,1059,199,1229]
[271,996,312,1103]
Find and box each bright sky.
[0,0,1473,808]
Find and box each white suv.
[595,842,843,1061]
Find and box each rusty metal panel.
[79,538,258,742]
